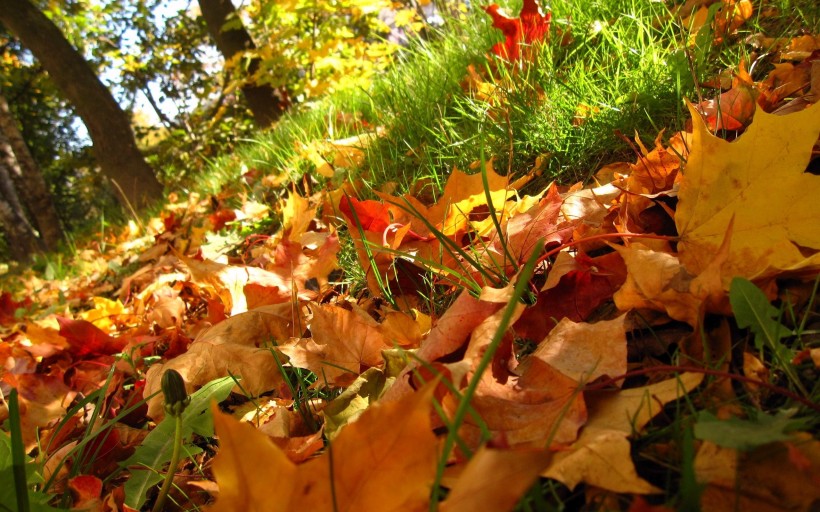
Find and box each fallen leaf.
[695,435,820,511]
[583,372,705,434]
[450,357,587,450]
[208,385,437,511]
[502,183,575,265]
[280,190,317,242]
[440,446,552,512]
[56,316,126,357]
[0,291,31,325]
[676,99,820,280]
[542,373,704,493]
[2,373,73,449]
[143,304,299,419]
[69,475,103,511]
[542,428,661,494]
[281,302,395,386]
[612,237,729,327]
[528,314,628,385]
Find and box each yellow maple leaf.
[676,100,820,281]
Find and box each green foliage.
[0,392,59,512]
[122,376,235,510]
[730,277,793,353]
[693,409,808,451]
[247,0,420,101]
[729,277,806,393]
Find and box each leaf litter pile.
[3,1,820,510]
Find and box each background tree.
[0,93,63,251]
[0,159,40,260]
[0,0,163,209]
[198,0,286,127]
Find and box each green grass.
[187,0,820,310]
[4,1,820,510]
[220,0,694,197]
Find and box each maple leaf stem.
[584,365,820,413]
[152,413,183,512]
[153,370,189,512]
[430,238,542,510]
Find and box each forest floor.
[2,1,820,511]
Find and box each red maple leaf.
[484,0,551,61]
[339,195,392,233]
[56,317,127,357]
[0,291,31,325]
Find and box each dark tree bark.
[0,93,63,250]
[0,0,164,209]
[198,0,285,127]
[0,161,41,261]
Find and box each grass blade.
[9,389,31,512]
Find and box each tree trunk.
[198,0,285,127]
[0,94,63,250]
[0,0,164,209]
[0,161,41,261]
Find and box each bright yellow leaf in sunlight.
[676,100,820,282]
[78,297,125,332]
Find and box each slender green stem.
[9,389,31,512]
[152,413,183,512]
[429,240,542,511]
[479,146,518,274]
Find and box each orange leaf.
[209,385,437,511]
[450,358,586,450]
[143,304,299,419]
[503,183,575,264]
[281,303,395,386]
[529,314,628,386]
[339,194,392,233]
[612,237,729,327]
[440,447,552,512]
[696,83,758,131]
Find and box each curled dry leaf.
[281,302,401,387]
[542,373,704,493]
[143,304,300,419]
